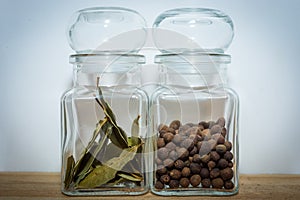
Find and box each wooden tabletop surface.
[0,172,299,199]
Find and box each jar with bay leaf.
[61,54,149,195]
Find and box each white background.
[0,0,300,174]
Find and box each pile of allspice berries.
[155,117,235,190]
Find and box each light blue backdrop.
[0,0,299,173]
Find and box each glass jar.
[61,54,149,195]
[150,52,239,196]
[150,7,238,196]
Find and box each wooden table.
[0,173,299,199]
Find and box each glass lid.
[67,7,147,53]
[153,8,234,53]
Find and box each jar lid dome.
[153,8,234,53]
[67,7,147,53]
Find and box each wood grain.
[0,173,299,199]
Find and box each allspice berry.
[218,158,229,169]
[181,167,191,177]
[210,124,222,135]
[200,129,210,138]
[159,130,166,138]
[210,151,220,162]
[198,124,205,131]
[216,144,227,155]
[155,158,162,165]
[173,134,183,145]
[201,178,211,188]
[221,127,227,137]
[167,127,176,134]
[157,138,165,148]
[224,151,234,161]
[164,132,174,143]
[189,146,198,156]
[199,121,209,129]
[170,169,182,180]
[208,139,217,150]
[208,160,216,170]
[156,165,167,175]
[160,174,171,184]
[196,141,202,150]
[179,178,190,188]
[211,133,225,144]
[224,180,234,189]
[184,160,191,167]
[212,178,224,189]
[174,159,185,169]
[199,141,211,156]
[220,168,234,181]
[200,168,210,179]
[192,154,201,163]
[169,120,181,130]
[169,150,178,160]
[200,154,210,163]
[208,121,216,128]
[190,174,201,187]
[177,147,189,160]
[169,180,180,189]
[180,139,194,151]
[210,168,220,179]
[228,161,233,168]
[157,147,169,160]
[165,142,177,151]
[163,158,174,169]
[158,124,168,131]
[216,117,226,127]
[190,162,201,174]
[155,180,164,190]
[224,141,232,151]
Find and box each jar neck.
[160,63,228,89]
[70,54,145,87]
[155,53,230,89]
[73,64,141,87]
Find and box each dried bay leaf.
[64,155,75,189]
[72,119,108,179]
[77,143,142,188]
[117,172,143,182]
[101,142,123,163]
[106,177,126,186]
[130,115,140,147]
[75,122,113,184]
[95,78,128,149]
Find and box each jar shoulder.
[152,86,239,99]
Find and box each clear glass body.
[150,53,239,196]
[61,54,149,196]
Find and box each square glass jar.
[150,53,239,196]
[61,54,149,196]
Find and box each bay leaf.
[130,115,140,147]
[100,142,123,163]
[106,177,126,186]
[95,78,128,149]
[77,143,142,188]
[73,119,108,179]
[64,155,75,189]
[117,172,143,182]
[75,122,113,184]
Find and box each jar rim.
[155,52,231,64]
[69,53,145,64]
